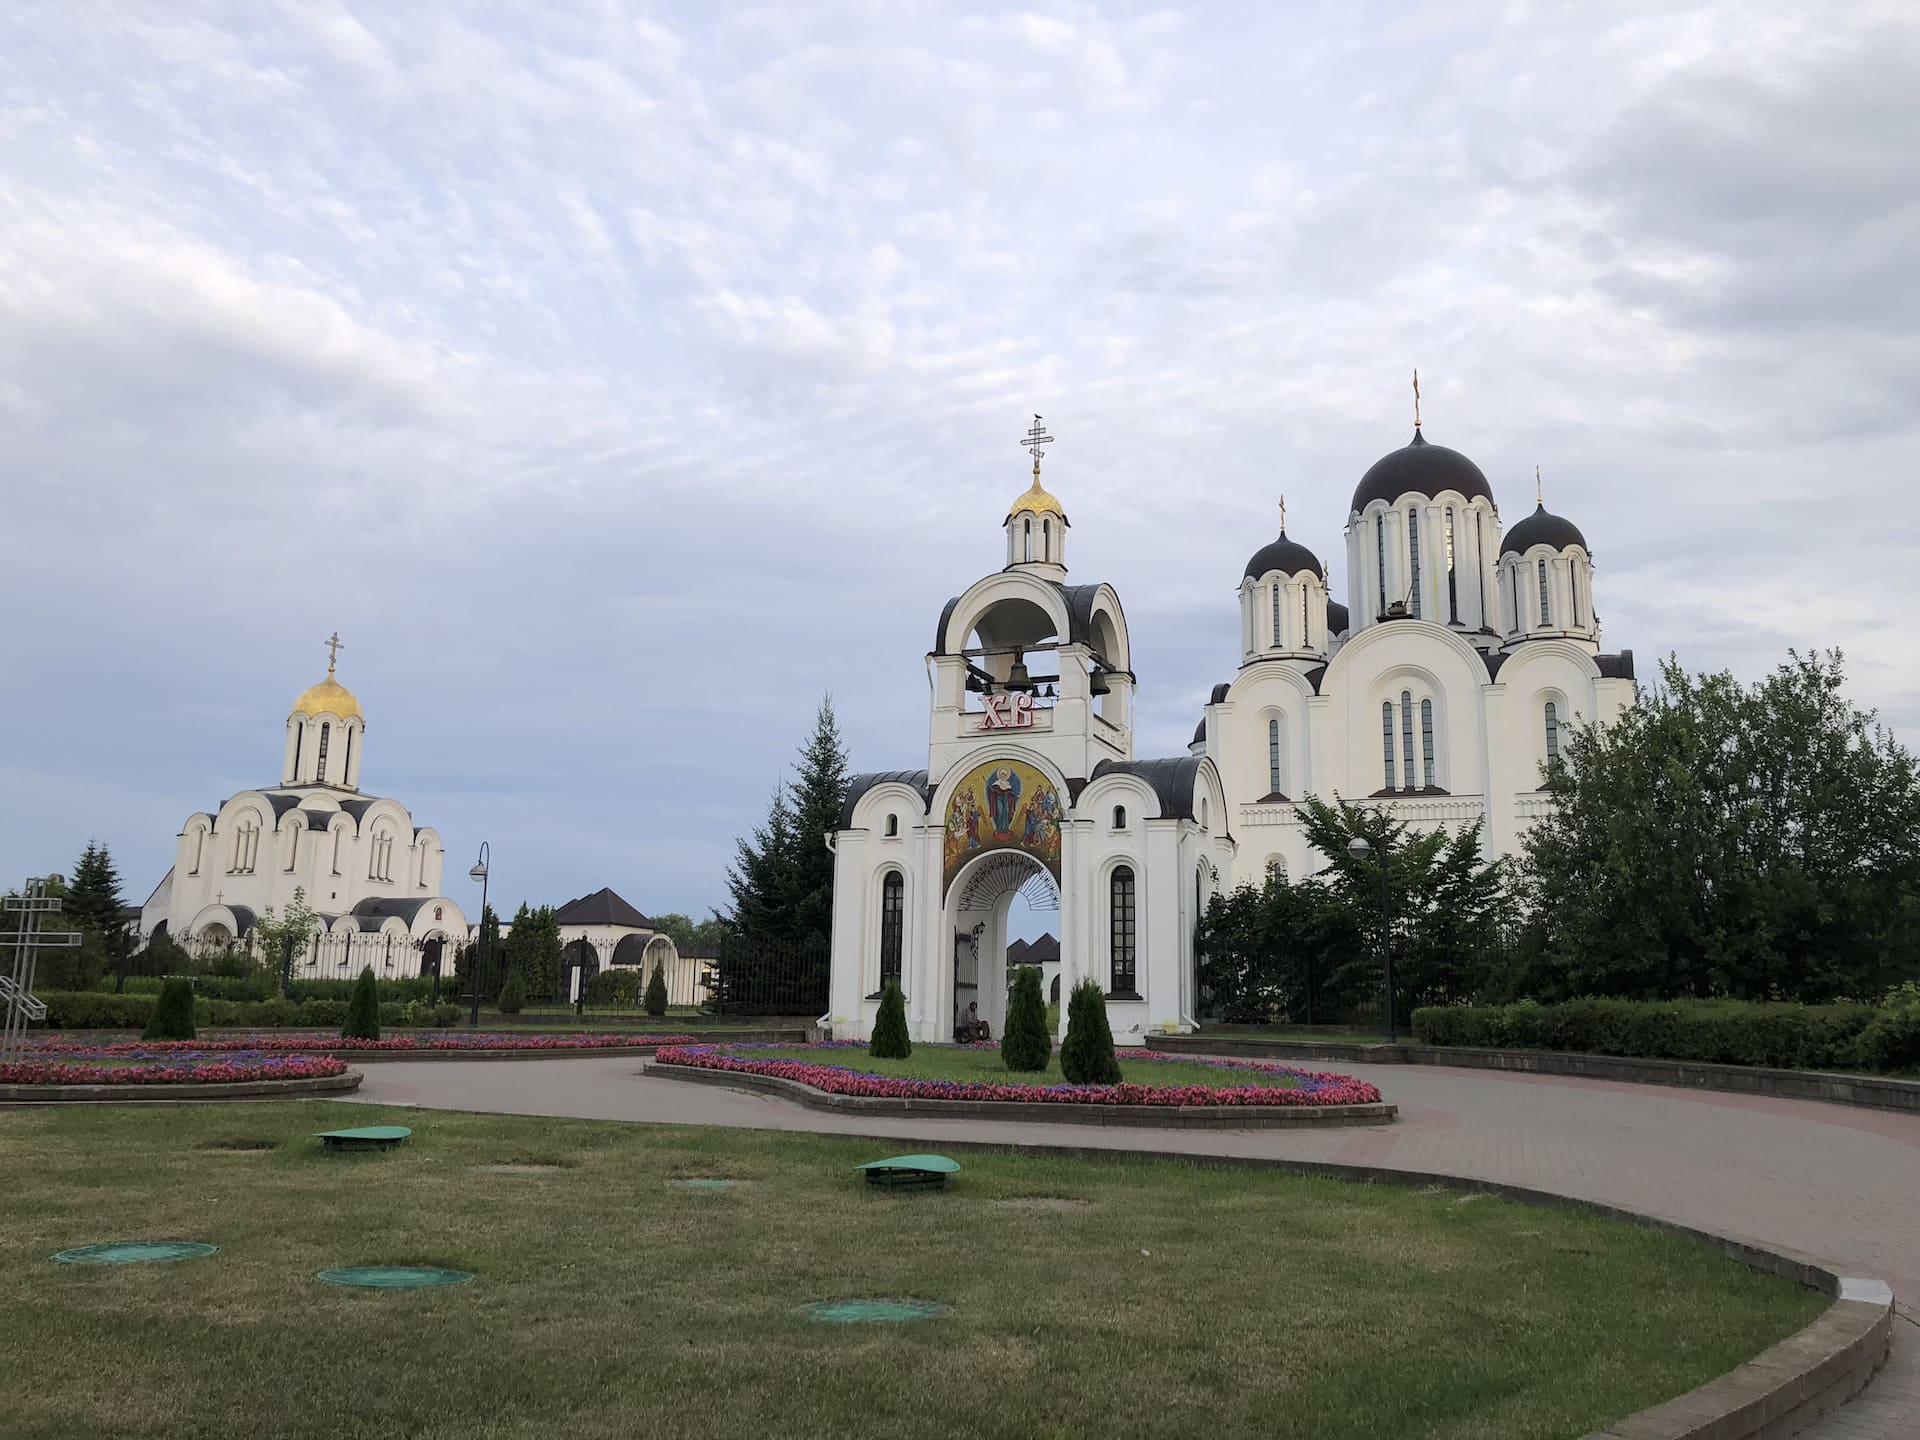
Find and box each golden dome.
[292,674,362,722]
[1007,471,1068,523]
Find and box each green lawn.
[742,1043,1305,1090]
[0,1104,1820,1440]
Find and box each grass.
[0,1104,1821,1440]
[736,1043,1306,1090]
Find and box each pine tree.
[1060,978,1122,1084]
[644,960,668,1016]
[785,695,850,948]
[65,841,126,936]
[725,785,800,944]
[344,965,381,1040]
[869,981,911,1059]
[1001,966,1051,1071]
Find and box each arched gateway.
[826,426,1234,1045]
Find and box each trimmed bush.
[645,962,669,1017]
[1060,978,1122,1084]
[343,966,381,1041]
[39,991,157,1029]
[497,970,526,1015]
[1412,998,1883,1071]
[869,982,911,1059]
[143,978,197,1041]
[587,968,643,1006]
[1000,966,1050,1072]
[300,999,348,1027]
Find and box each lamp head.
[469,862,488,882]
[1345,836,1372,860]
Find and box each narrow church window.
[1421,700,1436,789]
[1266,856,1286,883]
[1572,568,1583,628]
[1200,798,1209,829]
[190,828,203,875]
[1042,518,1050,558]
[885,814,898,837]
[1300,584,1308,645]
[331,830,341,875]
[1271,583,1283,648]
[1376,516,1387,615]
[343,728,353,784]
[878,872,904,989]
[1475,511,1487,621]
[292,724,303,779]
[1445,508,1458,622]
[1268,717,1282,795]
[1381,702,1396,791]
[1545,701,1561,768]
[317,723,331,783]
[1538,557,1551,627]
[1510,565,1521,631]
[285,829,297,872]
[1110,866,1137,994]
[1112,805,1126,830]
[1400,690,1416,792]
[1023,517,1033,562]
[1407,511,1422,617]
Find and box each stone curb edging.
[753,1126,1889,1440]
[642,1059,1397,1128]
[18,1029,807,1065]
[0,1069,364,1105]
[1144,1035,1920,1114]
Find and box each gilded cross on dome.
[1021,414,1054,478]
[325,631,344,675]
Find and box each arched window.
[1400,689,1416,792]
[284,828,298,872]
[1407,510,1422,617]
[330,829,342,875]
[292,724,303,778]
[316,723,331,783]
[1265,855,1286,883]
[1109,866,1137,995]
[1267,717,1283,795]
[1300,584,1309,644]
[1510,563,1521,632]
[878,872,904,990]
[1538,557,1551,626]
[1271,583,1283,648]
[342,727,353,785]
[1375,515,1387,614]
[1042,518,1050,558]
[1444,507,1458,622]
[1572,568,1583,628]
[190,827,204,875]
[1420,699,1436,789]
[1381,701,1396,791]
[1200,797,1209,830]
[1023,517,1033,562]
[1112,805,1126,830]
[885,814,898,838]
[1545,701,1561,769]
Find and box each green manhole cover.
[316,1266,473,1290]
[799,1298,950,1324]
[53,1242,218,1266]
[674,1179,740,1191]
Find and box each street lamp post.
[468,843,490,1029]
[1345,835,1396,1042]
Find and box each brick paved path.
[355,1055,1919,1437]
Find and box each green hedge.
[34,992,465,1032]
[119,974,448,1004]
[1411,998,1888,1072]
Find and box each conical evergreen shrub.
[143,977,196,1041]
[1000,965,1051,1072]
[497,970,526,1014]
[343,965,381,1040]
[1060,978,1122,1084]
[644,961,669,1016]
[869,981,911,1058]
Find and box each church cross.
[1021,414,1054,478]
[1536,465,1544,506]
[1278,495,1287,532]
[1413,369,1422,430]
[325,631,344,674]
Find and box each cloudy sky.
[3,1,1916,921]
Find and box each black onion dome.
[1351,431,1495,513]
[1327,598,1350,635]
[1243,530,1324,581]
[1191,714,1207,745]
[1501,504,1588,556]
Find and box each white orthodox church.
[139,642,468,979]
[825,407,1636,1044]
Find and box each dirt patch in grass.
[472,1155,576,1174]
[196,1139,277,1155]
[995,1196,1092,1213]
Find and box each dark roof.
[1597,649,1635,680]
[1352,430,1495,513]
[263,793,303,819]
[350,896,433,925]
[1209,681,1231,704]
[1303,664,1328,693]
[1501,503,1588,556]
[1482,651,1510,681]
[1327,599,1350,635]
[1243,530,1324,581]
[1191,714,1207,745]
[1005,938,1030,965]
[304,810,334,831]
[228,905,256,935]
[1025,934,1060,962]
[553,887,653,929]
[1089,756,1206,824]
[837,770,932,830]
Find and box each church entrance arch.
[944,849,1061,1041]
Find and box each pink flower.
[0,1053,348,1085]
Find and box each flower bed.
[653,1043,1383,1108]
[21,1032,694,1056]
[0,1052,349,1086]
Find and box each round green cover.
[800,1298,949,1324]
[53,1242,218,1266]
[315,1266,473,1290]
[856,1154,961,1174]
[314,1126,412,1141]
